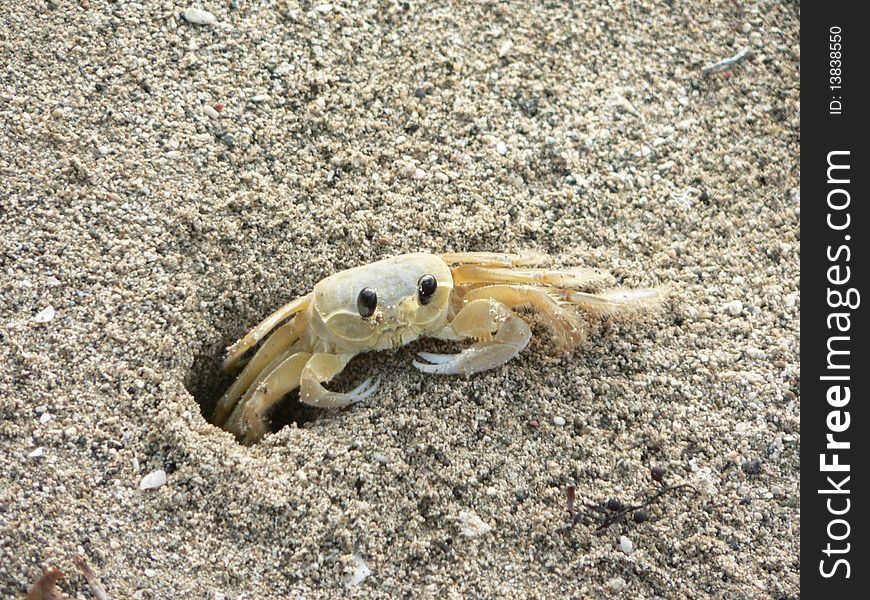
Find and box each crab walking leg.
[214,312,310,427]
[558,287,667,317]
[462,284,586,351]
[223,293,312,372]
[450,265,614,290]
[299,353,380,410]
[224,352,314,444]
[413,298,532,375]
[439,251,550,267]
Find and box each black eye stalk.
[417,274,437,305]
[357,288,378,318]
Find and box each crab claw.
[413,300,532,375]
[413,344,521,375]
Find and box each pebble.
[742,459,762,475]
[202,105,220,119]
[372,452,389,464]
[315,3,333,13]
[63,426,77,438]
[458,510,493,538]
[345,553,370,587]
[144,568,156,577]
[552,416,566,426]
[140,469,167,490]
[32,305,56,323]
[39,412,52,424]
[182,8,217,26]
[725,300,743,316]
[28,447,45,459]
[498,40,513,58]
[495,141,508,155]
[619,535,634,555]
[607,577,627,591]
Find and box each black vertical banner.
[802,4,868,597]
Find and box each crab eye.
[417,274,437,305]
[357,288,378,318]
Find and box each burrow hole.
[184,330,324,441]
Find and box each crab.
[214,252,664,444]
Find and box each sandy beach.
[1,1,800,597]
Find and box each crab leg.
[223,293,312,372]
[226,352,313,445]
[462,284,586,351]
[451,265,614,291]
[557,287,667,317]
[214,311,310,427]
[299,353,380,409]
[413,298,532,375]
[439,251,549,267]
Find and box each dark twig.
[581,483,698,532]
[566,485,576,516]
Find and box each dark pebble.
[651,466,665,482]
[606,498,622,511]
[524,97,539,117]
[414,87,426,99]
[742,459,762,475]
[223,135,235,148]
[633,510,648,523]
[515,489,529,502]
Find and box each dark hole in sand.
[184,335,325,442]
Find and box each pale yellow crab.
[214,252,664,444]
